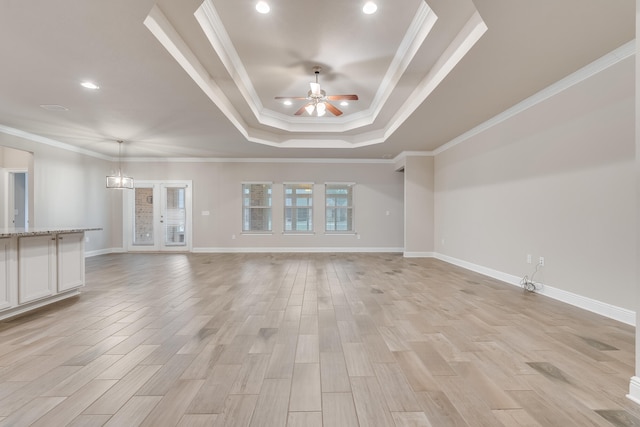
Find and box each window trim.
[324,182,355,234]
[283,182,314,234]
[242,182,273,233]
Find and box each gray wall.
[122,160,405,251]
[399,155,434,255]
[434,55,635,310]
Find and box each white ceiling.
[0,0,634,159]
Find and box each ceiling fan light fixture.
[363,1,377,14]
[340,101,349,107]
[275,67,358,117]
[310,82,321,97]
[255,1,270,14]
[304,104,315,115]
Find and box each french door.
[125,180,192,252]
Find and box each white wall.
[121,160,405,251]
[434,55,635,311]
[0,133,114,253]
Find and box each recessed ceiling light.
[81,81,100,90]
[40,104,69,111]
[340,101,349,107]
[363,1,377,14]
[283,100,292,106]
[256,1,270,14]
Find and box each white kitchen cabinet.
[0,238,15,310]
[0,227,98,320]
[57,233,85,292]
[18,234,57,304]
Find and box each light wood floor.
[0,253,638,427]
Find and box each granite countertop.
[0,227,102,238]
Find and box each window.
[325,183,354,232]
[284,183,313,232]
[242,183,272,232]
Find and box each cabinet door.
[19,235,56,304]
[0,238,14,310]
[57,233,85,292]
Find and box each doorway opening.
[5,170,28,228]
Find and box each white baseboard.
[540,285,635,326]
[403,251,436,258]
[86,247,404,255]
[192,247,404,254]
[628,377,640,405]
[433,253,635,326]
[434,253,522,285]
[85,247,125,257]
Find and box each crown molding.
[384,11,487,142]
[433,39,636,156]
[0,125,112,161]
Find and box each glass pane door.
[127,181,191,252]
[163,186,186,246]
[133,187,154,246]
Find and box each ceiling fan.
[275,66,358,117]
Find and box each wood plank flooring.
[0,252,639,426]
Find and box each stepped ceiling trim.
[144,2,486,149]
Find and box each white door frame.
[123,180,193,252]
[3,168,28,228]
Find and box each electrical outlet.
[527,254,532,264]
[231,234,236,240]
[539,256,545,266]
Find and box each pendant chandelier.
[106,140,133,189]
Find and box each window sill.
[241,232,273,236]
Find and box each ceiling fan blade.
[294,104,310,115]
[326,94,359,101]
[324,102,343,116]
[275,96,308,100]
[310,82,321,96]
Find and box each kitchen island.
[0,227,101,321]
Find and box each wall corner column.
[629,0,640,405]
[401,155,434,258]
